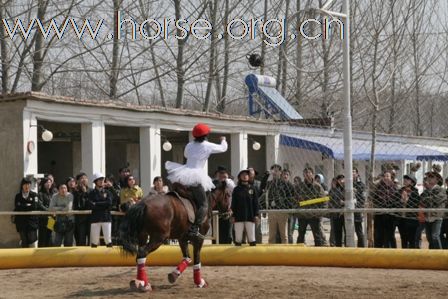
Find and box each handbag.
[54,216,74,234]
[47,216,55,231]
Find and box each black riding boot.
[188,185,208,239]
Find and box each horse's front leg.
[192,238,208,288]
[131,235,165,292]
[168,237,191,284]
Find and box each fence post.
[212,213,219,244]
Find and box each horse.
[119,181,232,291]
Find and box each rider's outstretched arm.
[207,137,228,154]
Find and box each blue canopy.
[280,134,448,161]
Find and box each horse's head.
[209,180,232,217]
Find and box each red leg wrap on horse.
[137,264,148,283]
[193,268,202,285]
[177,259,191,274]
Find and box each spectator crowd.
[12,164,448,249]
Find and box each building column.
[231,132,248,176]
[81,121,105,183]
[22,111,38,177]
[140,127,161,194]
[126,143,140,183]
[266,134,280,169]
[72,141,82,175]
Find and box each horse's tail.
[119,201,147,256]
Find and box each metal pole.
[213,213,220,244]
[342,0,355,247]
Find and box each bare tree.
[203,0,217,111]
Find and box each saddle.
[168,183,196,224]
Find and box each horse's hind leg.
[192,239,208,288]
[131,234,165,292]
[168,238,191,284]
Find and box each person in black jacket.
[38,177,53,247]
[14,178,46,248]
[297,167,327,246]
[399,174,420,248]
[248,167,263,244]
[104,174,121,245]
[353,167,366,247]
[372,171,401,248]
[231,170,260,246]
[329,175,345,247]
[88,173,113,247]
[73,172,91,246]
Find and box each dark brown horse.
[119,181,231,291]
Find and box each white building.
[1,92,447,247]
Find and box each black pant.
[374,214,395,248]
[111,215,121,245]
[354,221,365,247]
[74,218,90,246]
[401,219,419,248]
[190,185,208,227]
[393,216,407,248]
[255,221,263,244]
[38,225,53,247]
[331,215,345,247]
[19,229,38,247]
[440,218,448,249]
[297,217,326,246]
[219,218,233,244]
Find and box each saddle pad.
[180,197,195,224]
[167,191,195,224]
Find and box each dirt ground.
[1,265,447,299]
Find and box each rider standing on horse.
[165,123,228,239]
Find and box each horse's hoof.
[130,279,152,292]
[195,278,208,288]
[168,271,180,284]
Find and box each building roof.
[0,91,277,125]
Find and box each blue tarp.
[280,134,448,161]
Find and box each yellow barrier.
[299,196,330,207]
[1,245,448,270]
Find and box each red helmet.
[192,123,210,138]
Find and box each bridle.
[210,187,232,219]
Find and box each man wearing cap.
[399,174,420,248]
[297,167,327,246]
[212,166,235,190]
[260,164,295,244]
[88,173,113,247]
[371,171,401,248]
[165,123,227,239]
[420,171,447,249]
